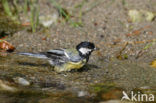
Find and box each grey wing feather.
[48,49,82,62]
[47,49,65,56]
[45,49,68,65]
[64,49,82,62]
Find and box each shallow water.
[0,54,156,103]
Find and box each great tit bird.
[19,41,98,72]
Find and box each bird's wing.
[43,49,68,65]
[40,49,66,60]
[47,49,65,56]
[64,49,82,62]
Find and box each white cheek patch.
[79,48,92,55]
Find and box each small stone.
[13,77,30,86]
[77,91,88,97]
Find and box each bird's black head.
[76,41,97,57]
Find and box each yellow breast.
[54,59,87,72]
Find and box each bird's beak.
[94,47,100,51]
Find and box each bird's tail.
[18,52,48,59]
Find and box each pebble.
[77,91,88,97]
[13,77,30,86]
